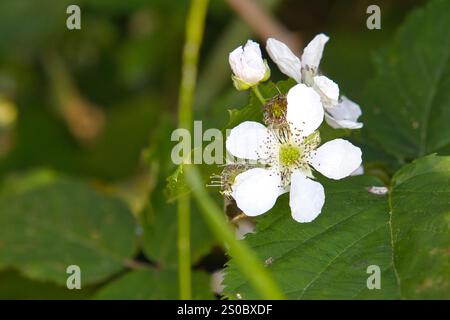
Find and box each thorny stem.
[177,0,209,300]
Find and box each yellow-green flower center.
[279,144,301,167]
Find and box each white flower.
[266,35,363,129]
[325,96,363,129]
[226,84,362,223]
[229,40,270,90]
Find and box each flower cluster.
[224,35,363,223]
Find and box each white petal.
[286,83,324,136]
[226,121,272,160]
[229,46,244,76]
[266,38,302,83]
[301,33,329,70]
[350,165,364,176]
[229,40,266,85]
[289,171,325,223]
[324,114,363,130]
[310,139,362,180]
[211,270,225,294]
[313,75,339,109]
[325,96,363,129]
[232,168,281,217]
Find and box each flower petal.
[286,83,324,136]
[324,114,363,130]
[310,139,362,180]
[289,171,325,223]
[301,33,329,70]
[313,75,339,109]
[266,38,302,83]
[324,96,363,129]
[226,121,272,160]
[350,165,364,176]
[232,168,281,217]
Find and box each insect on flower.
[225,84,362,223]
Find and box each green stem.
[252,85,266,105]
[177,0,209,300]
[184,166,286,300]
[177,195,191,300]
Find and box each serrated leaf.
[363,0,450,161]
[224,176,398,299]
[224,155,450,299]
[390,154,450,299]
[0,178,137,286]
[94,269,213,299]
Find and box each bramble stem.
[177,0,210,300]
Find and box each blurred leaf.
[363,0,450,162]
[0,104,78,176]
[0,96,157,181]
[94,268,213,299]
[0,0,72,55]
[224,176,398,299]
[0,269,95,299]
[0,178,137,286]
[0,168,59,196]
[80,96,156,180]
[390,154,450,299]
[142,180,216,269]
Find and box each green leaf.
[224,155,450,299]
[0,269,96,299]
[0,178,137,286]
[363,0,450,162]
[94,269,213,299]
[390,154,450,299]
[0,169,59,196]
[224,176,398,299]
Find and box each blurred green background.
[0,0,425,299]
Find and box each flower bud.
[229,40,270,90]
